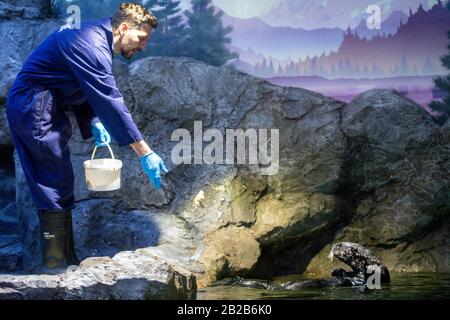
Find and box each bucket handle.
[91,143,115,161]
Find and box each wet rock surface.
[213,242,389,291]
[0,251,197,300]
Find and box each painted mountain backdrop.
[285,3,449,78]
[222,14,343,62]
[258,0,429,29]
[217,0,450,113]
[227,2,449,79]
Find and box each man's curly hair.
[111,2,158,30]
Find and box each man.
[5,3,168,272]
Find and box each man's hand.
[130,140,169,189]
[140,151,169,189]
[91,122,111,147]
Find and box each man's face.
[118,23,152,60]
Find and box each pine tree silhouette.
[401,56,410,76]
[184,0,237,66]
[423,56,437,75]
[429,2,450,125]
[145,0,186,57]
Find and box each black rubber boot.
[38,209,80,272]
[65,210,80,266]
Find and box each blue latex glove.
[140,151,169,189]
[91,122,111,147]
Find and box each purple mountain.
[354,10,409,40]
[223,7,414,63]
[291,2,450,79]
[228,1,449,80]
[222,13,343,60]
[259,0,431,29]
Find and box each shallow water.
[197,273,450,300]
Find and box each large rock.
[0,19,62,103]
[0,235,22,271]
[0,109,12,145]
[0,251,197,299]
[198,226,261,286]
[123,58,352,283]
[13,152,41,272]
[0,0,52,20]
[0,15,61,144]
[305,90,450,275]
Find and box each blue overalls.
[5,18,143,211]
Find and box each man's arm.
[72,99,100,140]
[130,140,152,157]
[57,29,143,148]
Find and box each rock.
[0,170,15,197]
[14,151,41,273]
[0,0,59,144]
[214,242,390,291]
[122,57,352,283]
[71,198,198,265]
[0,202,16,220]
[305,89,450,276]
[441,117,450,144]
[0,109,13,145]
[0,0,52,20]
[0,19,62,102]
[0,251,196,299]
[0,212,17,234]
[0,17,62,144]
[198,226,261,287]
[0,235,22,271]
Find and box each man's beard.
[121,48,134,60]
[119,37,135,60]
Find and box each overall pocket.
[31,89,56,139]
[33,90,54,120]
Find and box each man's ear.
[119,22,129,36]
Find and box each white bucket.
[83,143,122,191]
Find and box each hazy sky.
[177,0,279,19]
[211,0,279,18]
[176,0,440,20]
